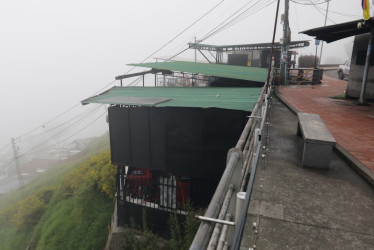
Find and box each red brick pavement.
[277,75,374,172]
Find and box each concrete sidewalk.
[240,95,374,249]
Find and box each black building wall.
[108,106,247,180]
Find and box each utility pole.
[11,138,25,196]
[318,0,330,67]
[280,0,290,85]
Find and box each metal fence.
[116,166,217,215]
[275,67,323,85]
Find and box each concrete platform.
[240,96,374,249]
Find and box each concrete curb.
[334,144,374,187]
[274,85,374,188]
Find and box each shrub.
[59,151,116,199]
[10,186,56,227]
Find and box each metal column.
[358,26,374,105]
[280,0,290,85]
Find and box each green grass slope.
[0,132,116,250]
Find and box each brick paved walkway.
[277,75,374,172]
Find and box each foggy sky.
[0,0,367,155]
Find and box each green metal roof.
[82,87,262,112]
[128,61,267,83]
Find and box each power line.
[118,0,226,86]
[220,0,276,33]
[22,110,107,156]
[166,47,190,62]
[308,0,336,24]
[138,0,225,63]
[14,103,81,141]
[17,104,103,144]
[14,79,116,142]
[2,0,227,173]
[293,0,301,35]
[200,0,276,42]
[199,0,259,41]
[202,0,276,41]
[1,159,15,171]
[319,8,361,18]
[0,142,12,154]
[20,104,104,156]
[291,0,360,19]
[290,0,328,6]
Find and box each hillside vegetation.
[0,133,116,250]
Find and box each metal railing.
[116,167,217,214]
[274,67,323,85]
[190,82,271,250]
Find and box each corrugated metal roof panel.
[82,86,262,112]
[128,61,267,82]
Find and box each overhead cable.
[119,0,226,85]
[21,110,107,157]
[20,104,104,156]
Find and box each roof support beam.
[198,49,212,64]
[115,69,172,80]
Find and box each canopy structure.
[81,86,262,112]
[128,61,267,83]
[301,18,374,43]
[187,41,310,51]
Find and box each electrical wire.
[293,0,301,36]
[17,104,104,144]
[199,0,276,42]
[137,0,225,63]
[14,103,81,140]
[6,0,224,157]
[1,159,15,171]
[20,104,104,156]
[219,0,276,33]
[21,110,107,157]
[290,0,328,5]
[117,0,226,86]
[159,0,276,68]
[14,79,116,143]
[166,47,190,62]
[199,0,258,42]
[327,9,361,18]
[291,0,360,19]
[0,142,12,154]
[202,0,276,41]
[308,0,336,24]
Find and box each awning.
[128,61,267,83]
[81,86,262,112]
[301,18,374,43]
